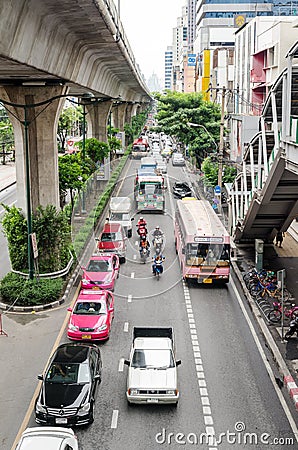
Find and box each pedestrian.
[275,229,284,248]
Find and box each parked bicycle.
[267,302,298,323]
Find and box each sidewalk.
[0,161,16,192]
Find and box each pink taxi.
[81,254,120,291]
[67,290,114,341]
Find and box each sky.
[119,0,186,81]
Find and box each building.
[164,46,173,90]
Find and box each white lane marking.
[133,254,137,260]
[127,294,132,303]
[231,277,298,441]
[183,280,217,449]
[118,358,124,372]
[130,272,135,279]
[135,240,138,246]
[123,322,129,332]
[111,409,119,429]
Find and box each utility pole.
[217,86,226,212]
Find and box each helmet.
[140,217,144,220]
[156,225,160,229]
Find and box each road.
[0,184,16,278]
[1,158,298,450]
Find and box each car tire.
[128,230,132,238]
[89,405,94,424]
[121,257,126,264]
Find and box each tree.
[201,157,237,188]
[58,154,85,209]
[154,91,221,167]
[1,204,71,273]
[57,106,82,152]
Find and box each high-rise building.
[164,46,173,90]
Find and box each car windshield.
[175,183,189,189]
[186,243,230,263]
[86,260,112,272]
[46,362,90,384]
[110,213,130,221]
[131,349,174,369]
[139,182,162,195]
[73,301,107,315]
[101,232,122,242]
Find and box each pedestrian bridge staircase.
[229,44,298,244]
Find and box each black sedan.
[35,342,102,427]
[172,182,193,199]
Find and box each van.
[109,197,134,237]
[97,222,127,263]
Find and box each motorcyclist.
[152,225,164,238]
[152,253,165,275]
[137,217,148,238]
[139,237,150,257]
[137,217,147,228]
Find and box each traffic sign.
[214,185,221,194]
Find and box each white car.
[16,427,78,450]
[172,153,185,166]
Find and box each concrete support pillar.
[85,100,113,180]
[125,103,133,124]
[0,85,68,213]
[112,103,127,130]
[86,100,113,143]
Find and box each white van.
[109,197,134,237]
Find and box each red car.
[97,222,127,263]
[67,290,114,341]
[81,254,120,291]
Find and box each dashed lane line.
[111,409,119,429]
[183,280,217,449]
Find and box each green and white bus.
[135,175,165,213]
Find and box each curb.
[0,180,16,193]
[284,376,298,411]
[232,259,298,412]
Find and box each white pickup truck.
[124,327,181,405]
[108,197,134,237]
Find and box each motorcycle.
[140,245,150,263]
[137,224,148,240]
[284,316,298,340]
[152,235,163,255]
[152,256,165,280]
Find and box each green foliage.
[154,91,221,166]
[0,117,14,153]
[0,272,63,306]
[77,138,110,166]
[57,106,82,152]
[1,205,27,270]
[33,205,71,272]
[201,157,237,187]
[1,204,71,273]
[201,157,219,187]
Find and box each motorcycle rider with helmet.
[152,253,165,275]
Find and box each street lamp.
[187,122,219,152]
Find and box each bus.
[131,137,150,159]
[174,198,230,284]
[135,175,165,212]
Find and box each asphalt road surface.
[1,158,298,450]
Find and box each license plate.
[56,417,67,424]
[203,278,212,284]
[147,398,158,403]
[82,334,92,339]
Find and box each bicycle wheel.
[268,309,281,323]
